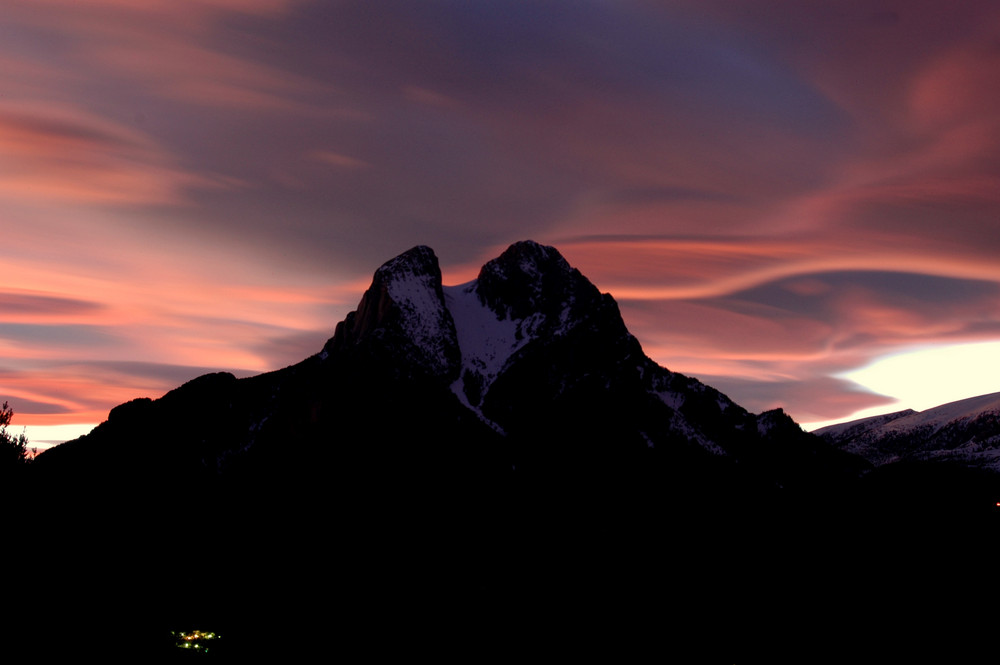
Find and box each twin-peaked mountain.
[23,240,1000,659]
[36,240,864,496]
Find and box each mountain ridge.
[817,391,1000,470]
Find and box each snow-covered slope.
[812,409,918,441]
[444,280,541,412]
[442,242,590,413]
[879,392,1000,432]
[818,392,1000,469]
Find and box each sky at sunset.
[3,1,1000,449]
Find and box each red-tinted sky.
[3,1,999,447]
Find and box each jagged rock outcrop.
[324,245,461,381]
[475,240,596,320]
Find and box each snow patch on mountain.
[657,390,685,410]
[444,280,541,408]
[812,409,917,440]
[669,409,727,456]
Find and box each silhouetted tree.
[0,401,32,470]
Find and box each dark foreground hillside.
[11,456,1000,661]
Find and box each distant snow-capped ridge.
[816,392,1000,470]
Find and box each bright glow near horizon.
[25,423,98,452]
[842,341,1000,411]
[800,341,1000,431]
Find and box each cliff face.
[325,244,462,381]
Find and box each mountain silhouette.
[16,241,1000,659]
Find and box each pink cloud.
[4,0,328,114]
[0,101,232,206]
[908,28,1000,132]
[88,39,324,112]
